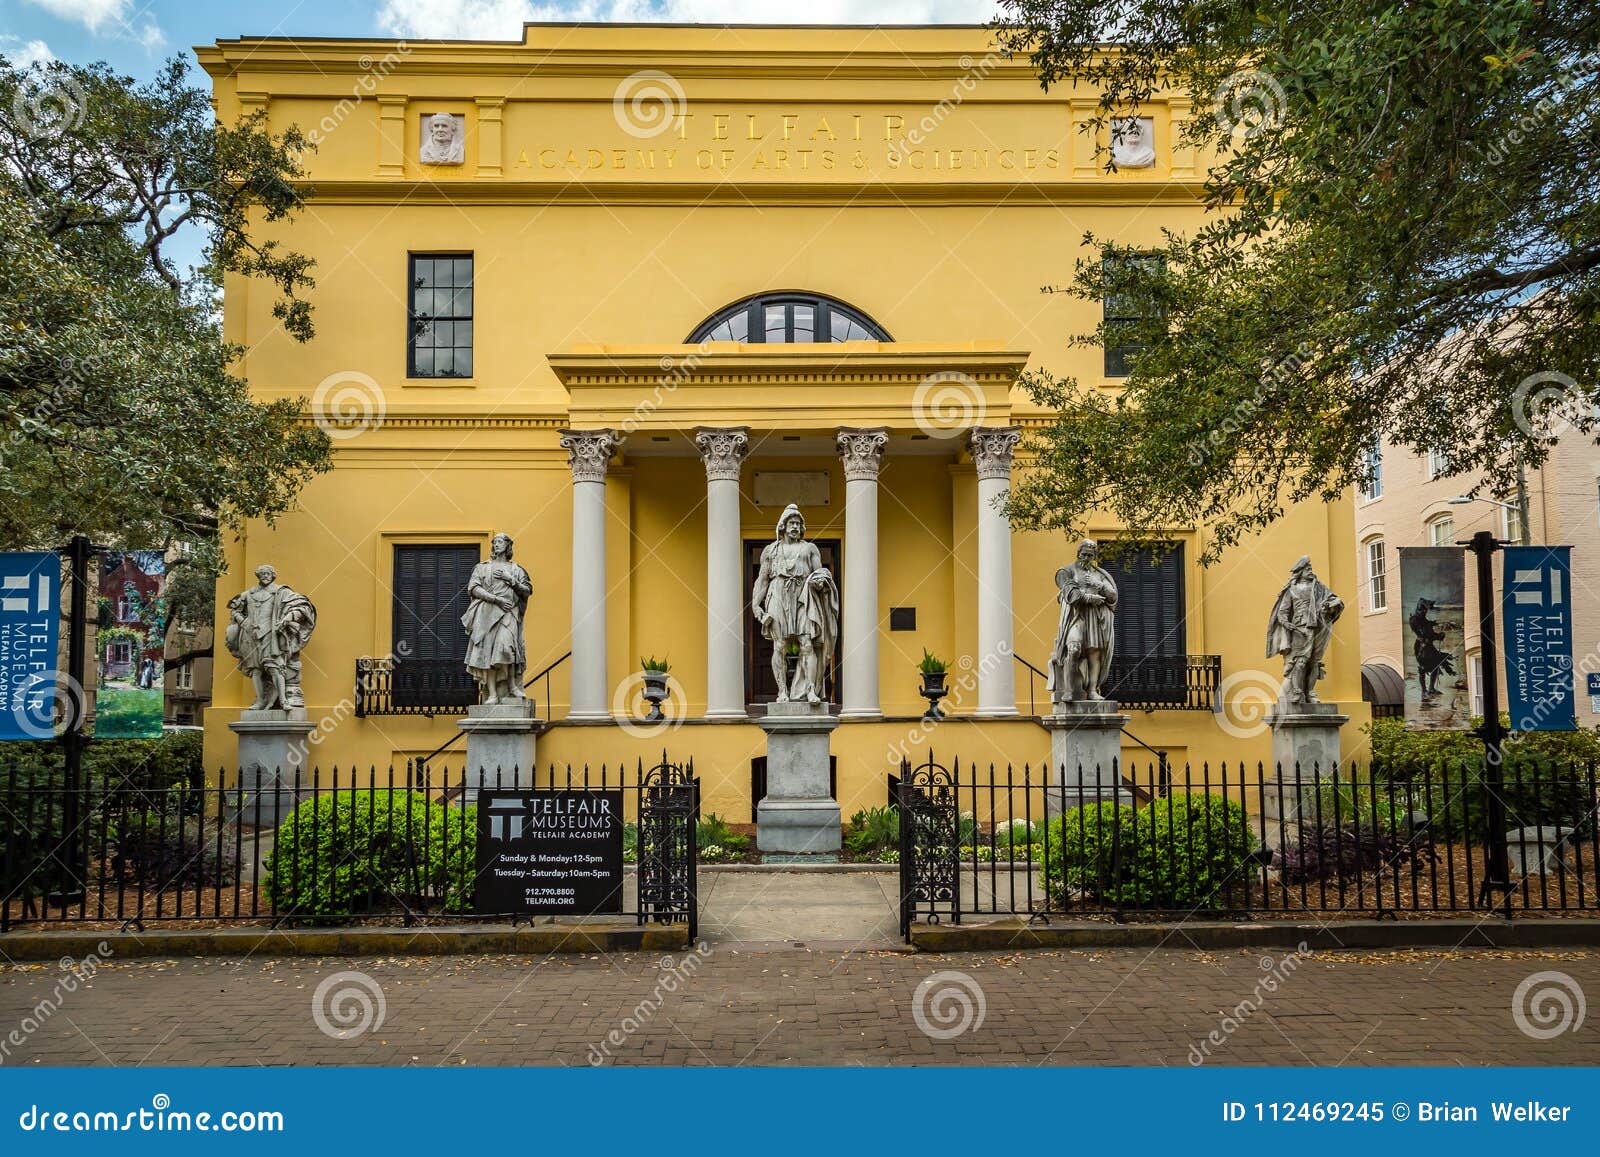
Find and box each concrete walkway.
[697,869,901,947]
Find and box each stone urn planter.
[918,650,950,722]
[640,657,671,722]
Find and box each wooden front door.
[744,538,841,706]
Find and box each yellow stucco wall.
[199,25,1368,815]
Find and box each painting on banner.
[1502,545,1576,732]
[95,550,166,738]
[0,551,61,740]
[1399,546,1472,730]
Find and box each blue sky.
[2,0,1002,80]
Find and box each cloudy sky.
[3,0,1004,78]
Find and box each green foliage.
[0,55,329,563]
[957,810,980,845]
[695,812,749,858]
[113,809,239,888]
[622,821,638,863]
[994,0,1600,559]
[263,791,475,920]
[639,655,670,673]
[1043,794,1256,908]
[918,649,948,675]
[993,818,1040,848]
[1368,717,1598,838]
[845,805,900,855]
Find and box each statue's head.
[491,533,512,559]
[1077,538,1099,565]
[777,504,805,542]
[428,113,455,146]
[254,565,276,586]
[1291,554,1314,579]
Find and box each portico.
[546,343,1027,721]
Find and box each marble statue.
[226,565,317,711]
[1266,555,1345,707]
[1049,539,1118,705]
[1111,116,1156,168]
[753,504,840,705]
[419,112,465,165]
[462,533,532,705]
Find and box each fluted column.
[970,426,1021,717]
[837,427,888,718]
[694,426,751,719]
[560,428,623,720]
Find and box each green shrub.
[993,818,1039,848]
[622,821,638,863]
[957,810,979,845]
[264,791,473,919]
[1042,794,1256,909]
[113,809,239,888]
[696,812,749,856]
[845,805,899,855]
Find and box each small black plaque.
[889,607,917,631]
[475,789,625,915]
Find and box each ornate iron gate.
[897,753,960,939]
[637,758,700,941]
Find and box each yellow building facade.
[198,24,1366,820]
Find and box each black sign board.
[474,789,625,915]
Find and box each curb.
[0,923,689,962]
[909,918,1600,952]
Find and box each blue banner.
[0,551,60,740]
[1503,545,1577,732]
[0,1067,1594,1154]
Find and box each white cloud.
[376,0,1000,41]
[1,36,56,67]
[23,0,164,49]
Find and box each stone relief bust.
[226,565,317,711]
[1111,117,1156,168]
[1265,555,1345,708]
[419,112,465,165]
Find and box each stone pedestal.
[458,701,541,802]
[1265,702,1348,822]
[756,701,842,861]
[229,708,317,827]
[1042,700,1132,815]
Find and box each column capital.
[969,426,1021,481]
[693,426,752,483]
[559,428,623,483]
[836,426,889,482]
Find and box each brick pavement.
[3,946,1597,1066]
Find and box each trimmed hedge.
[1043,794,1256,909]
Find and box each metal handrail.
[415,650,572,774]
[1014,654,1049,716]
[1120,726,1171,797]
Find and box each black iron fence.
[897,753,1600,939]
[2,759,697,938]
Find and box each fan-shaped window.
[688,292,891,344]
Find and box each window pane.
[434,347,455,377]
[434,259,454,289]
[413,347,435,376]
[414,259,435,289]
[454,348,472,377]
[455,320,472,351]
[413,319,434,345]
[792,304,814,341]
[454,258,473,288]
[765,304,786,341]
[453,287,472,318]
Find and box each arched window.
[687,292,891,344]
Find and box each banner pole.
[1465,529,1511,913]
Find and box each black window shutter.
[392,545,481,709]
[1101,544,1186,704]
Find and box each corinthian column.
[694,426,751,719]
[559,428,623,720]
[970,426,1021,717]
[837,427,888,718]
